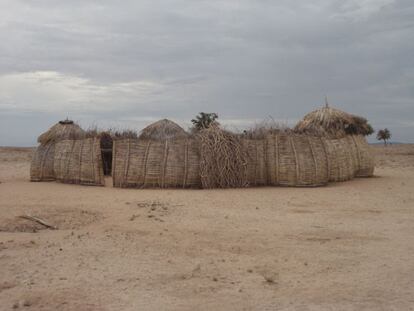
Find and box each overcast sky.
[0,0,413,146]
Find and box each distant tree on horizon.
[191,112,218,131]
[377,128,391,146]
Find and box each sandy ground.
[0,145,414,311]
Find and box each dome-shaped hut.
[112,119,200,188]
[30,120,85,182]
[294,104,375,179]
[138,119,189,141]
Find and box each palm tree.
[191,112,218,131]
[377,128,391,146]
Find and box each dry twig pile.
[198,125,248,188]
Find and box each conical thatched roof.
[294,105,373,138]
[139,119,189,141]
[37,120,85,145]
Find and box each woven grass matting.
[54,138,105,186]
[112,138,201,188]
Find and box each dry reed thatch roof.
[37,120,85,145]
[294,105,373,138]
[139,119,189,141]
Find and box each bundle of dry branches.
[197,125,248,188]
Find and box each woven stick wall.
[242,139,268,186]
[54,138,105,186]
[345,136,359,175]
[30,143,55,182]
[348,135,375,177]
[112,138,201,188]
[323,138,355,182]
[266,134,329,187]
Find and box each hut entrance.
[100,133,113,176]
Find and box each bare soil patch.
[0,145,414,310]
[0,207,102,233]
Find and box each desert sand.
[0,145,414,310]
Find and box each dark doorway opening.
[100,132,113,176]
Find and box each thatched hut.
[30,120,85,182]
[294,105,375,179]
[112,119,200,188]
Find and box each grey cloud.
[0,0,413,146]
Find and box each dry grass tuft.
[113,130,138,140]
[242,119,291,140]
